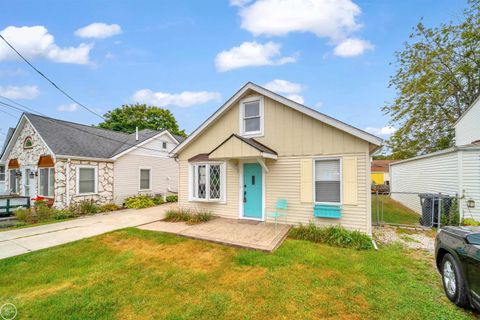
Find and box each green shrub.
[152,196,165,205]
[124,195,156,209]
[14,207,33,223]
[462,218,480,226]
[166,195,178,203]
[164,208,213,224]
[289,223,373,250]
[35,202,53,221]
[99,203,121,212]
[52,209,75,220]
[69,199,99,215]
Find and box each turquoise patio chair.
[268,199,288,232]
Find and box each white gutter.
[56,155,114,162]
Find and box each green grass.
[372,194,421,225]
[0,228,476,319]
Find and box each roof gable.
[172,82,382,156]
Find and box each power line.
[0,99,173,155]
[0,33,105,120]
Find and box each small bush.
[52,209,75,220]
[35,201,53,221]
[462,218,480,226]
[125,195,156,209]
[69,199,99,215]
[14,207,34,223]
[166,195,178,203]
[164,208,213,225]
[289,223,373,250]
[99,203,121,212]
[152,196,165,205]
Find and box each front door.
[23,169,35,197]
[243,163,263,219]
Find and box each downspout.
[66,158,71,207]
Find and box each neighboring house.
[0,113,183,207]
[172,82,382,234]
[0,128,14,195]
[390,95,480,221]
[371,160,395,185]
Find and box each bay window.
[314,159,341,204]
[39,168,55,197]
[190,163,225,201]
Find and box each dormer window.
[23,136,33,149]
[240,96,264,137]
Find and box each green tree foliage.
[384,0,480,159]
[98,104,186,137]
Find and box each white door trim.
[238,159,265,221]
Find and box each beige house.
[0,113,183,208]
[172,83,382,234]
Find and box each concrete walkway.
[138,217,291,252]
[0,203,174,260]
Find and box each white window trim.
[38,167,55,197]
[162,141,167,150]
[139,167,152,191]
[76,165,98,196]
[188,162,226,203]
[239,96,264,138]
[313,157,343,205]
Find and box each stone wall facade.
[54,159,114,208]
[5,120,51,196]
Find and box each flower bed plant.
[164,208,213,225]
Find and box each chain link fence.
[372,191,460,228]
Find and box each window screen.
[315,159,341,203]
[140,169,151,190]
[79,167,95,194]
[243,100,261,133]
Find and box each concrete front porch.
[137,217,291,252]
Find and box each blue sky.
[0,0,468,141]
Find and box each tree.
[383,0,480,159]
[98,104,186,137]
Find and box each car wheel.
[441,253,470,308]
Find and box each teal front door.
[243,163,263,219]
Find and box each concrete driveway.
[0,203,174,260]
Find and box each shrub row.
[124,194,178,209]
[164,208,213,225]
[289,223,373,250]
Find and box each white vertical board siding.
[459,150,480,221]
[390,152,458,214]
[455,99,480,146]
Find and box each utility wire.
[0,99,173,155]
[0,34,106,120]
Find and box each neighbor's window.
[0,166,5,182]
[162,141,167,149]
[77,166,97,194]
[190,163,224,201]
[24,136,33,149]
[9,170,18,193]
[241,97,263,136]
[314,159,341,203]
[139,168,151,190]
[39,168,55,197]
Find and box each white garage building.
[390,95,480,222]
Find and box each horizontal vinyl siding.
[390,152,458,214]
[455,99,480,146]
[178,154,369,233]
[459,150,480,221]
[114,155,178,205]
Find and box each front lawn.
[372,194,421,225]
[0,228,475,319]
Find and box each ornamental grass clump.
[289,223,373,250]
[164,208,213,225]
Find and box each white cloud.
[286,94,304,104]
[230,0,253,6]
[132,89,221,108]
[264,79,303,94]
[365,126,396,136]
[314,101,323,109]
[238,0,361,40]
[75,23,122,39]
[215,41,296,72]
[0,26,92,64]
[0,85,39,99]
[57,103,79,112]
[334,38,374,57]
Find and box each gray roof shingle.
[24,113,177,159]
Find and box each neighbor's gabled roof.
[172,82,383,156]
[0,113,181,161]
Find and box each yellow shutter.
[342,156,358,205]
[300,159,313,203]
